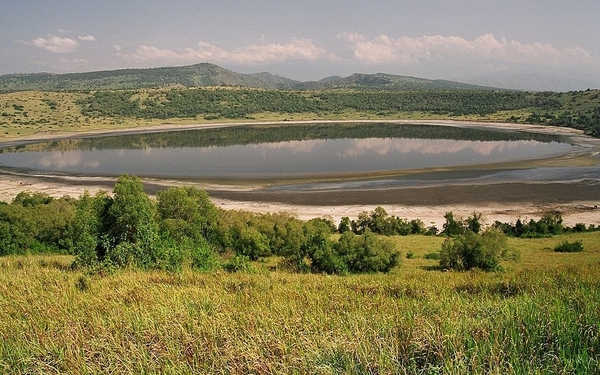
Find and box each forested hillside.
[0,63,486,92]
[0,64,288,92]
[78,89,529,118]
[75,87,600,136]
[1,86,599,139]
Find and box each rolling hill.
[0,63,492,92]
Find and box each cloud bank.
[128,39,338,65]
[117,33,594,75]
[29,34,96,54]
[339,33,592,67]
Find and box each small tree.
[157,186,218,244]
[466,212,483,234]
[439,228,511,271]
[410,219,426,235]
[73,175,166,270]
[338,216,351,233]
[335,231,399,273]
[442,211,464,236]
[108,174,158,248]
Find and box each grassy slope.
[1,232,599,374]
[1,88,599,141]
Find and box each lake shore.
[1,119,599,228]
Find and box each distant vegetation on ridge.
[0,63,599,139]
[0,63,488,92]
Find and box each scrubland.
[1,231,599,374]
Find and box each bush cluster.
[0,175,400,274]
[553,240,584,253]
[436,211,521,272]
[439,228,516,271]
[491,213,599,238]
[0,192,76,255]
[339,206,436,236]
[3,177,593,275]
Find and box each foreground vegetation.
[2,175,597,274]
[1,174,600,373]
[1,250,599,374]
[0,175,400,275]
[2,69,599,372]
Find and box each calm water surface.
[0,123,578,179]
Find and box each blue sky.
[2,1,599,90]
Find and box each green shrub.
[223,255,253,273]
[440,228,511,271]
[232,225,271,260]
[190,243,220,272]
[335,231,399,273]
[311,241,348,275]
[424,252,440,260]
[553,240,584,253]
[75,275,90,292]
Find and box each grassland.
[1,88,599,141]
[0,89,491,140]
[1,232,599,374]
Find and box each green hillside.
[0,63,492,92]
[0,69,598,140]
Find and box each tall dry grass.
[1,232,599,374]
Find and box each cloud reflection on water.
[4,135,573,178]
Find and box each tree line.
[1,176,596,273]
[0,175,398,275]
[77,88,533,119]
[76,87,600,138]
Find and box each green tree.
[72,191,112,267]
[108,174,158,246]
[338,216,351,233]
[104,175,160,268]
[157,186,218,244]
[442,211,465,236]
[466,212,483,234]
[439,228,511,271]
[410,219,426,235]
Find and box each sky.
[1,0,599,90]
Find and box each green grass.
[0,89,505,141]
[3,88,598,142]
[1,232,599,374]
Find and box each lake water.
[0,123,578,179]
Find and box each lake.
[0,123,580,180]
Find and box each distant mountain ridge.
[0,63,493,92]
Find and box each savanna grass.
[1,232,599,375]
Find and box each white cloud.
[127,39,338,65]
[78,35,96,42]
[340,32,593,67]
[58,58,89,65]
[27,33,95,54]
[30,36,79,53]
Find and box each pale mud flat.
[1,120,600,228]
[0,174,598,228]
